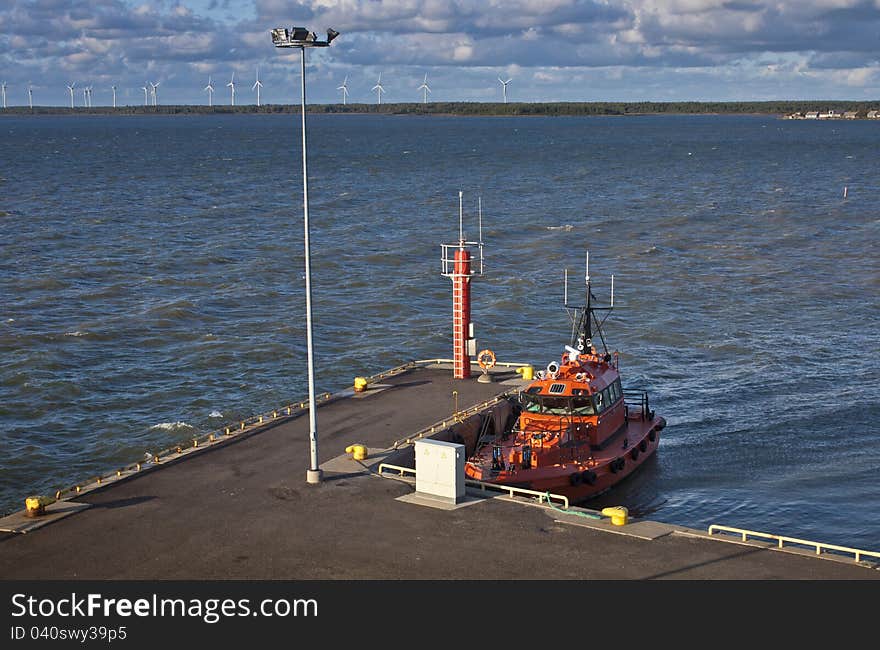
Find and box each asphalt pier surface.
[0,365,876,580]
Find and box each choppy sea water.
[1,113,878,551]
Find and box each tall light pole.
[271,26,340,485]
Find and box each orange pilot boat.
[465,254,666,501]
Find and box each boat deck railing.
[707,524,880,564]
[623,389,653,421]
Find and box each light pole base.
[306,468,323,484]
[477,371,493,383]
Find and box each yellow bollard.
[25,495,55,518]
[516,365,535,381]
[345,444,368,461]
[353,377,368,393]
[601,506,629,526]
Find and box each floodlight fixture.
[271,26,339,48]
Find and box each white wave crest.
[208,410,223,418]
[546,224,574,231]
[149,421,193,431]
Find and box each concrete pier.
[0,364,876,580]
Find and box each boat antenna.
[565,250,614,355]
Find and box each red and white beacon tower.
[441,192,485,379]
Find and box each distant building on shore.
[784,108,879,120]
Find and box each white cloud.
[2,0,880,103]
[840,66,877,86]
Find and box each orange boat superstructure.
[465,257,665,501]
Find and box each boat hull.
[466,416,664,503]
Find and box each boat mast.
[566,251,613,355]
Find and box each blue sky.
[1,0,879,106]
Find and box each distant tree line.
[1,100,878,117]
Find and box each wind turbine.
[150,81,159,106]
[141,83,148,106]
[337,75,349,105]
[252,67,262,107]
[204,76,214,107]
[67,82,76,108]
[111,85,117,108]
[227,72,235,106]
[498,77,512,103]
[417,73,431,104]
[28,83,33,109]
[1,82,6,109]
[371,73,385,105]
[86,86,93,108]
[82,86,88,108]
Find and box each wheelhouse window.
[521,392,543,413]
[521,392,598,415]
[594,379,623,414]
[610,379,621,403]
[571,396,595,415]
[541,397,570,415]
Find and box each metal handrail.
[414,358,534,369]
[623,388,651,420]
[377,463,416,477]
[376,463,569,510]
[707,525,880,564]
[464,478,570,510]
[391,392,517,449]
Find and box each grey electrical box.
[414,439,466,504]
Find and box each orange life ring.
[477,349,496,370]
